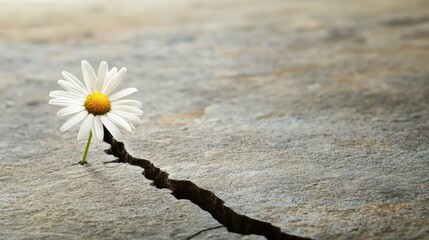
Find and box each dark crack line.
[103,128,311,240]
[186,225,224,240]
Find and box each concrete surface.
[0,0,428,239]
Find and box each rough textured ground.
[0,0,428,239]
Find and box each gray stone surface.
[1,0,428,239]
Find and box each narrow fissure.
[103,128,310,240]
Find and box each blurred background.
[0,0,277,44]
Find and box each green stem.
[79,131,92,165]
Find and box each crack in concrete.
[103,128,310,240]
[186,225,224,240]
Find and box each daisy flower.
[49,60,143,164]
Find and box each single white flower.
[49,60,143,164]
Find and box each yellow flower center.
[84,92,111,115]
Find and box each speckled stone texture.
[0,0,428,239]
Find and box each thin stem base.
[79,131,92,165]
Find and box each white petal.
[106,67,117,81]
[97,61,108,92]
[100,67,117,94]
[57,80,87,97]
[49,98,84,107]
[112,105,144,116]
[111,110,140,125]
[100,115,123,141]
[49,90,85,101]
[59,111,88,132]
[109,87,138,101]
[81,60,97,92]
[77,114,94,140]
[91,116,104,142]
[62,71,90,95]
[102,67,127,96]
[111,99,142,108]
[57,106,85,119]
[107,112,133,133]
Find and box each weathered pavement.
[0,0,428,239]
